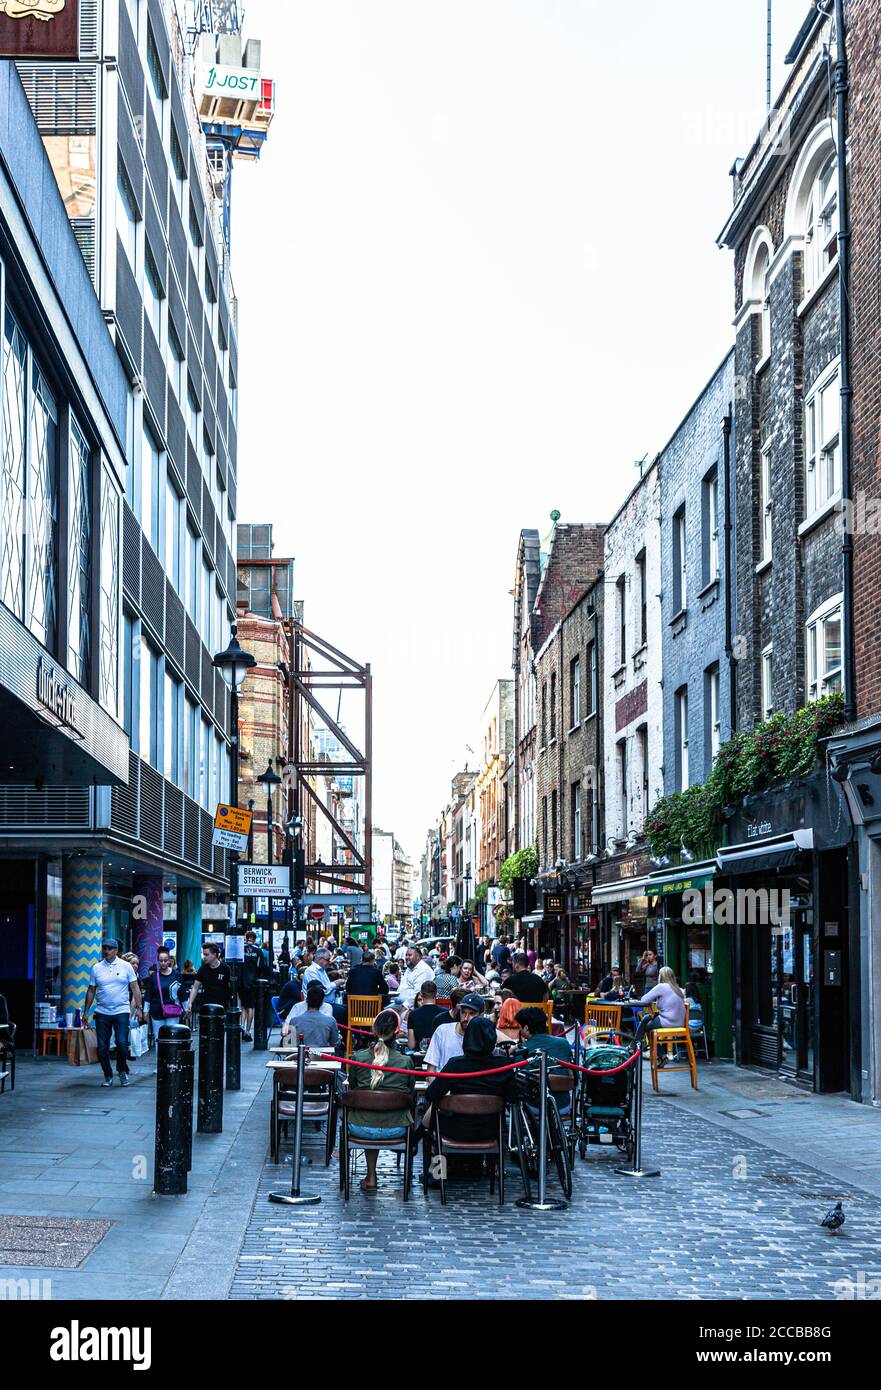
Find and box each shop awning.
[591,877,647,905]
[520,911,545,926]
[646,859,716,896]
[716,830,813,877]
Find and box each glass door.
[773,907,815,1079]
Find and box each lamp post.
[213,625,256,979]
[259,760,282,867]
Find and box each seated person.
[515,1007,574,1115]
[496,988,521,1033]
[344,951,389,1003]
[597,966,624,999]
[277,974,303,1016]
[282,985,340,1049]
[433,956,461,1000]
[407,981,448,1051]
[424,992,483,1071]
[347,1010,415,1194]
[503,952,549,1003]
[423,1015,515,1143]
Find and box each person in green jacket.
[348,1010,414,1193]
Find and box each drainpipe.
[834,0,856,721]
[722,409,736,733]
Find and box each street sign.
[213,803,252,854]
[239,863,290,897]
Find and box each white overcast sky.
[233,0,809,867]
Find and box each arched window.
[783,122,840,299]
[743,227,775,363]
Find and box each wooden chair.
[649,1004,698,1091]
[535,999,555,1030]
[339,1088,415,1200]
[270,1065,337,1165]
[583,1001,622,1038]
[346,995,384,1058]
[429,1094,508,1206]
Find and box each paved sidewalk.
[0,1046,271,1298]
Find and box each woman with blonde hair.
[634,964,686,1060]
[347,1010,414,1193]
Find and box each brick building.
[476,679,514,892]
[716,2,858,1096]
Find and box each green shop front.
[646,860,733,1061]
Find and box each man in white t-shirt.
[83,939,143,1087]
[398,945,434,1010]
[424,992,483,1071]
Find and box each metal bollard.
[181,1045,194,1172]
[153,1023,193,1195]
[225,1005,242,1091]
[268,1038,321,1207]
[614,1044,660,1179]
[196,1004,225,1133]
[253,978,269,1052]
[517,1049,567,1211]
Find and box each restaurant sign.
[0,0,79,58]
[543,892,564,916]
[654,873,714,897]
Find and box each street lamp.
[259,760,282,866]
[213,624,257,933]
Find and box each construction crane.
[185,0,275,252]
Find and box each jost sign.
[198,63,261,99]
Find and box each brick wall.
[848,0,881,717]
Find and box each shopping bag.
[129,1023,150,1058]
[67,1027,98,1066]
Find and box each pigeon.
[821,1201,845,1234]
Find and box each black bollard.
[154,1023,193,1195]
[181,1045,194,1172]
[225,1005,242,1091]
[197,1004,225,1133]
[253,977,269,1052]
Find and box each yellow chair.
[346,995,383,1058]
[649,1003,698,1091]
[584,1001,622,1039]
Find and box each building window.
[806,596,843,701]
[570,655,581,726]
[541,795,548,867]
[705,664,721,765]
[171,132,186,215]
[116,167,138,272]
[186,385,200,448]
[618,738,628,832]
[675,685,689,792]
[636,724,649,821]
[551,788,558,862]
[616,574,626,665]
[635,549,647,648]
[27,361,59,651]
[164,671,180,782]
[67,414,92,687]
[572,782,582,860]
[804,154,838,296]
[184,695,198,799]
[146,24,166,110]
[99,466,121,716]
[756,242,771,359]
[586,784,598,855]
[144,249,163,347]
[185,523,199,623]
[586,639,597,716]
[673,507,687,612]
[165,478,183,587]
[141,421,161,551]
[759,446,772,562]
[703,469,719,584]
[138,633,158,767]
[123,610,134,736]
[550,671,557,741]
[167,324,184,402]
[762,644,774,719]
[2,312,27,620]
[805,360,841,516]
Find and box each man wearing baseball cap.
[424,992,484,1072]
[82,938,143,1087]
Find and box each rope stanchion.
[614,1043,660,1180]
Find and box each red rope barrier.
[337,1055,532,1080]
[560,1051,641,1076]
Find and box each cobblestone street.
[229,1065,881,1302]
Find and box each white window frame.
[761,643,774,720]
[804,154,839,296]
[706,472,720,582]
[708,666,721,761]
[805,594,843,702]
[571,656,581,727]
[805,358,842,519]
[676,686,689,792]
[675,508,687,611]
[759,445,772,562]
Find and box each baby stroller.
[574,1038,638,1163]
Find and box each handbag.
[157,971,183,1019]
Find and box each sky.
[233,0,810,869]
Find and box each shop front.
[717,772,854,1095]
[591,849,653,990]
[646,860,732,1060]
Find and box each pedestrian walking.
[143,947,183,1040]
[82,938,143,1087]
[239,929,269,1041]
[185,942,233,1018]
